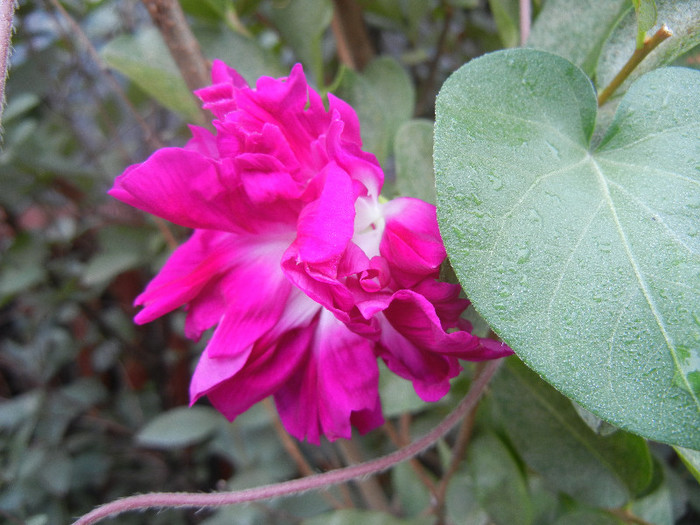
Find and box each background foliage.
[1,1,699,524]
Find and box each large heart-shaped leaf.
[434,49,700,448]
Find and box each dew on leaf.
[516,248,531,264]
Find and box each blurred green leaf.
[194,23,285,83]
[378,361,427,417]
[136,406,223,449]
[337,57,415,164]
[675,446,700,483]
[0,392,41,431]
[553,509,625,525]
[632,0,658,34]
[82,225,157,286]
[392,462,432,517]
[269,0,333,86]
[394,119,435,204]
[469,433,532,525]
[596,0,700,95]
[303,509,432,525]
[491,358,654,507]
[0,234,47,305]
[488,0,519,48]
[528,0,630,76]
[101,28,201,121]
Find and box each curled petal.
[380,198,446,286]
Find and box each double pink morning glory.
[110,61,511,444]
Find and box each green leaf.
[491,358,654,507]
[674,446,700,483]
[194,23,286,84]
[0,234,47,304]
[528,0,630,76]
[378,361,428,417]
[434,48,700,448]
[82,225,156,286]
[488,0,520,48]
[633,0,658,34]
[336,57,415,164]
[101,28,201,121]
[596,0,700,95]
[136,406,223,449]
[469,433,533,525]
[392,462,432,517]
[269,0,333,86]
[394,119,435,203]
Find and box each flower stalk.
[72,359,503,525]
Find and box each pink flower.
[110,61,511,444]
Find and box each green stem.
[597,24,672,106]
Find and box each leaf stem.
[597,24,672,106]
[72,359,503,525]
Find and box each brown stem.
[331,0,374,71]
[262,399,347,510]
[597,24,672,106]
[0,0,15,128]
[72,360,504,525]
[337,439,392,512]
[141,0,210,93]
[382,420,437,494]
[415,3,452,117]
[433,364,485,521]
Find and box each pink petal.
[377,317,461,402]
[294,163,356,263]
[191,322,315,420]
[109,148,240,231]
[274,312,383,444]
[380,198,446,286]
[134,230,234,324]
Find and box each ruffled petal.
[380,198,446,286]
[376,316,461,402]
[109,148,240,231]
[275,312,383,444]
[191,322,315,420]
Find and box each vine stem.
[0,0,16,127]
[519,0,531,46]
[72,359,503,525]
[597,24,672,106]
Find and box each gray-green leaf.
[434,49,700,448]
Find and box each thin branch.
[597,24,672,106]
[262,398,347,510]
[141,0,209,93]
[331,0,374,71]
[433,364,485,521]
[0,0,15,129]
[382,420,437,495]
[46,0,163,151]
[415,2,452,117]
[337,439,392,512]
[519,0,531,46]
[72,359,504,525]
